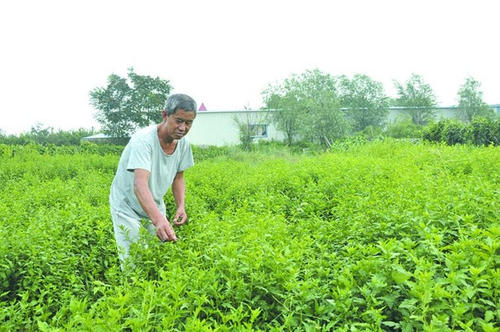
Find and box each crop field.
[0,140,498,331]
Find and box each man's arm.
[134,169,177,241]
[171,171,188,225]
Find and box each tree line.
[89,68,496,147]
[1,68,495,147]
[0,124,96,146]
[262,70,495,147]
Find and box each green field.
[0,141,498,331]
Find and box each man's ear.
[162,110,168,120]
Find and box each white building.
[187,109,284,146]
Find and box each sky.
[0,0,498,135]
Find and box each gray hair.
[164,94,197,116]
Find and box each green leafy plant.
[0,140,498,330]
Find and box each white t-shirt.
[109,125,194,219]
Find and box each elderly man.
[109,94,197,264]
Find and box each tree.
[262,69,349,147]
[457,77,494,123]
[232,106,270,151]
[262,81,302,145]
[90,68,172,137]
[394,73,437,125]
[338,74,389,132]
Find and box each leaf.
[484,310,494,322]
[391,265,412,284]
[382,321,401,328]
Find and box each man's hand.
[173,207,188,226]
[153,217,177,242]
[134,169,177,242]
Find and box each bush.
[422,118,499,146]
[0,144,12,157]
[422,121,445,143]
[470,117,498,146]
[496,120,500,145]
[384,120,423,139]
[441,120,470,145]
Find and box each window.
[249,124,268,138]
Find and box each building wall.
[387,107,459,123]
[187,110,284,146]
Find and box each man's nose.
[179,122,186,131]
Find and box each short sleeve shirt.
[109,125,194,218]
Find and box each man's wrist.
[150,212,166,226]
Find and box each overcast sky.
[0,0,498,135]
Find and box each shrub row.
[0,128,97,146]
[0,141,313,162]
[0,142,125,157]
[422,117,500,146]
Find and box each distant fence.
[387,104,500,123]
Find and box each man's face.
[162,109,195,140]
